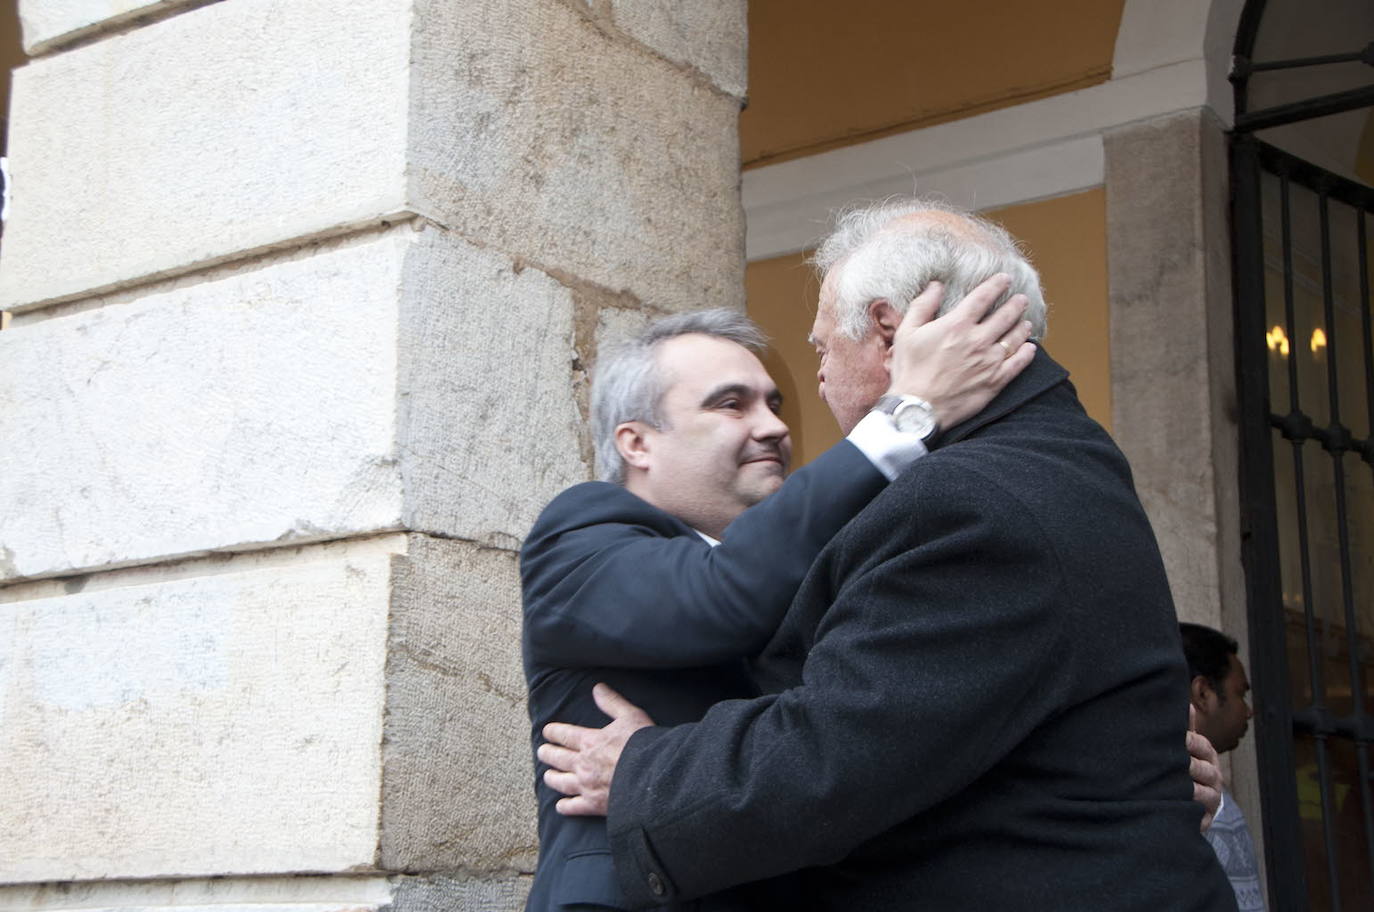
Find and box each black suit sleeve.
[605,460,1070,905]
[522,440,886,669]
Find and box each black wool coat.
[607,350,1239,912]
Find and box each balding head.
[888,208,983,238]
[812,197,1047,342]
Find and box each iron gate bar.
[1231,0,1270,116]
[1320,184,1374,901]
[1255,48,1374,70]
[1232,133,1309,911]
[1237,42,1374,75]
[1363,212,1374,472]
[1354,208,1374,890]
[1235,85,1374,134]
[1280,173,1344,909]
[1291,709,1374,742]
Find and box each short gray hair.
[811,196,1047,341]
[591,309,766,484]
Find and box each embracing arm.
[601,466,1068,903]
[522,440,887,669]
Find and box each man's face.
[630,334,792,535]
[1198,654,1253,754]
[811,271,893,434]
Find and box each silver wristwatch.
[873,394,940,440]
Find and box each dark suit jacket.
[606,350,1238,911]
[521,441,887,911]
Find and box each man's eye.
[718,399,741,410]
[768,401,783,415]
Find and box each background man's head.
[1180,622,1253,754]
[591,309,791,538]
[809,197,1048,432]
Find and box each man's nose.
[753,405,789,440]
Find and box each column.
[0,1,747,908]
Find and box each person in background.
[1181,622,1265,912]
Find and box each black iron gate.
[1229,3,1374,906]
[1232,136,1374,911]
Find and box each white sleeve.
[845,409,929,481]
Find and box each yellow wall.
[743,0,1125,167]
[986,190,1111,433]
[746,189,1111,466]
[745,251,831,466]
[0,0,24,151]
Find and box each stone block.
[0,533,538,884]
[397,227,590,552]
[390,874,531,912]
[381,536,536,873]
[0,231,408,582]
[0,555,394,881]
[0,223,601,582]
[18,1,205,55]
[0,874,397,912]
[607,0,748,99]
[1,0,411,310]
[6,0,744,321]
[409,0,746,316]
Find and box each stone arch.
[1112,0,1247,123]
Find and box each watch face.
[893,400,935,436]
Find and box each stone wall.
[0,0,746,908]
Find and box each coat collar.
[930,346,1068,447]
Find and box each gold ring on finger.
[998,340,1012,359]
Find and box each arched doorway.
[1231,1,1374,908]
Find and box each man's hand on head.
[885,273,1036,430]
[538,683,654,817]
[1188,705,1224,831]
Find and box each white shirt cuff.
[846,409,929,481]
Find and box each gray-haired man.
[521,279,1035,910]
[540,198,1235,911]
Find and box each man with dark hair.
[1180,624,1251,754]
[1181,622,1264,911]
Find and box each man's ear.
[614,422,653,471]
[1189,674,1213,713]
[868,298,902,347]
